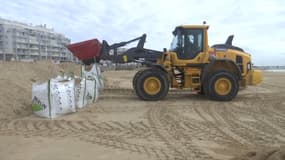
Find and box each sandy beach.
[0,61,284,160]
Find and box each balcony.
[30,47,39,50]
[29,40,39,44]
[16,40,29,44]
[50,53,60,57]
[30,52,40,56]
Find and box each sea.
[265,69,285,72]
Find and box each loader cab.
[170,26,206,60]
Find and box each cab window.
[179,29,204,59]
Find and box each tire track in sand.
[226,102,285,145]
[0,119,169,160]
[237,96,285,143]
[147,103,213,160]
[192,102,248,145]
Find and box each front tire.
[133,69,144,91]
[135,69,169,101]
[207,71,239,101]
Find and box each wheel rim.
[214,78,232,96]
[143,77,161,95]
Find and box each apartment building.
[0,17,72,61]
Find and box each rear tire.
[207,71,239,101]
[135,69,169,101]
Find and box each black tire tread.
[135,69,169,101]
[207,70,239,101]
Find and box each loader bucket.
[67,39,102,64]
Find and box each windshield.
[170,34,179,51]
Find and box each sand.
[0,61,284,160]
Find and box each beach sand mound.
[0,61,80,119]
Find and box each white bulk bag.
[74,78,87,109]
[74,77,99,109]
[85,77,99,104]
[32,79,76,118]
[81,64,104,91]
[32,81,50,118]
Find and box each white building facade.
[0,17,72,61]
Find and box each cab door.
[171,28,208,66]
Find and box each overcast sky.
[1,0,284,65]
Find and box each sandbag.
[74,78,87,109]
[85,77,99,104]
[32,79,76,118]
[81,63,104,91]
[74,77,98,109]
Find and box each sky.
[0,0,284,65]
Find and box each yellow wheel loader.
[68,24,263,101]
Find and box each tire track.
[165,105,242,159]
[212,90,284,144]
[192,102,246,145]
[254,99,285,138]
[94,105,146,113]
[205,102,250,145]
[170,104,234,144]
[166,98,284,158]
[103,88,194,96]
[147,103,213,160]
[0,119,169,159]
[78,133,172,160]
[262,82,285,89]
[147,104,188,160]
[222,103,278,145]
[226,103,284,144]
[272,103,285,119]
[0,119,153,140]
